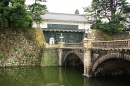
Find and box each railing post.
[45,43,48,48]
[106,42,109,49]
[58,48,63,66]
[127,40,130,47]
[58,42,65,67]
[83,39,95,48]
[58,42,65,48]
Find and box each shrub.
[14,47,19,51]
[0,54,3,59]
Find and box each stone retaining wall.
[41,49,58,66]
[0,28,42,67]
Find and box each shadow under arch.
[92,53,130,77]
[63,51,84,67]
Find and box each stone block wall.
[0,28,42,67]
[41,49,58,66]
[35,28,46,47]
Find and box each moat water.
[0,67,130,86]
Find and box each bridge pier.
[83,39,95,78]
[83,49,92,77]
[58,42,65,66]
[58,48,63,66]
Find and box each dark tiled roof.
[41,12,88,23]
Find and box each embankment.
[0,28,42,67]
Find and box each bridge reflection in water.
[0,67,130,86]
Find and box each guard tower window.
[47,24,78,30]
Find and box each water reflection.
[0,67,129,86]
[0,67,43,86]
[41,67,84,86]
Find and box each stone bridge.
[44,39,130,77]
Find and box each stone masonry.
[0,28,42,67]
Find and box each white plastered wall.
[32,21,91,30]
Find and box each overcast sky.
[25,0,130,14]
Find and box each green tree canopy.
[0,0,33,28]
[75,9,79,14]
[28,0,47,27]
[84,0,130,34]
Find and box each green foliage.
[28,0,47,27]
[91,20,124,34]
[14,47,19,51]
[0,0,47,28]
[75,9,79,14]
[85,0,130,34]
[83,6,96,21]
[0,54,3,59]
[0,0,33,28]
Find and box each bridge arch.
[92,52,130,73]
[63,51,84,66]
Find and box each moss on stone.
[35,28,46,47]
[0,28,42,67]
[41,49,58,66]
[0,54,3,59]
[93,30,130,41]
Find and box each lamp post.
[84,27,91,40]
[59,33,64,42]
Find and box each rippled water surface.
[0,67,130,86]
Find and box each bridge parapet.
[92,39,130,48]
[44,43,59,48]
[63,43,83,48]
[44,42,83,49]
[83,39,95,48]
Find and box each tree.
[83,6,96,21]
[84,0,130,34]
[28,0,47,27]
[123,4,130,28]
[0,0,33,28]
[75,9,79,14]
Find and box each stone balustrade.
[45,42,83,49]
[63,43,83,48]
[92,40,130,48]
[45,43,59,48]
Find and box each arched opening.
[63,53,83,67]
[93,58,130,77]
